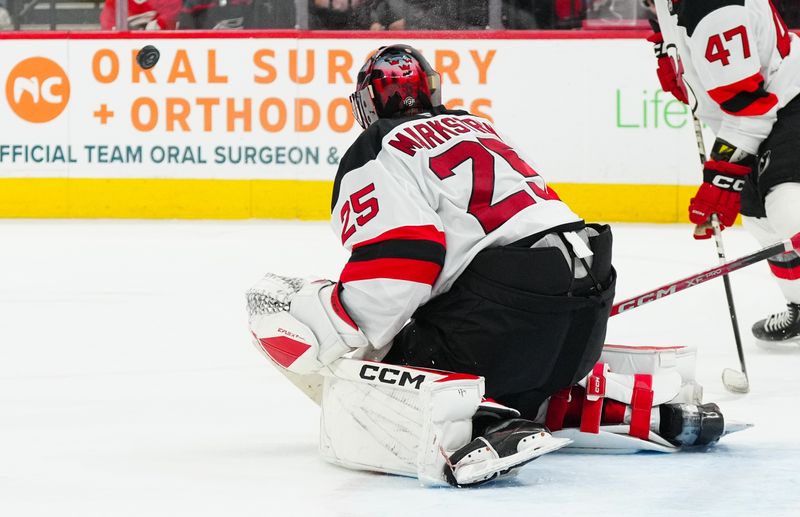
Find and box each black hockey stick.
[691,115,749,392]
[611,231,800,316]
[692,115,750,393]
[711,214,750,392]
[697,131,749,392]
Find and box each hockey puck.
[136,45,160,70]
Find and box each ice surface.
[1,220,798,516]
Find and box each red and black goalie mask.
[349,44,442,130]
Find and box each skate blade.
[722,368,750,394]
[454,435,571,486]
[722,419,754,437]
[754,336,800,352]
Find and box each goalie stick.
[611,231,800,316]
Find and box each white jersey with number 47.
[656,0,800,154]
[330,109,582,348]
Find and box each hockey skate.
[443,419,570,488]
[752,303,800,349]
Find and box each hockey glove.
[248,275,368,374]
[688,160,751,239]
[646,30,688,104]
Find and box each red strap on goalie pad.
[629,374,654,440]
[545,387,572,431]
[580,363,608,434]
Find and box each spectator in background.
[100,0,182,29]
[370,0,450,30]
[179,0,255,29]
[504,0,586,30]
[310,0,370,29]
[369,0,488,30]
[177,0,295,29]
[453,0,488,29]
[0,0,11,30]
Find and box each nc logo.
[13,76,64,105]
[5,57,70,123]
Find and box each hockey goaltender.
[247,44,745,488]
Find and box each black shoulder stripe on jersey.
[350,239,446,266]
[331,107,471,212]
[677,0,745,37]
[720,85,771,114]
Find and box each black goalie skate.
[443,419,569,488]
[752,303,800,348]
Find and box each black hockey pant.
[382,223,616,419]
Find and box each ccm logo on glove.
[710,175,745,191]
[689,160,751,236]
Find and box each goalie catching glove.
[247,274,368,374]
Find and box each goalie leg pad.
[543,345,746,452]
[318,360,569,486]
[318,362,483,485]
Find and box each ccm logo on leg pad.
[359,364,426,389]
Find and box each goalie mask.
[350,44,442,130]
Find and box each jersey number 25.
[429,137,559,234]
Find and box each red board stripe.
[0,29,655,41]
[340,257,442,285]
[353,225,446,250]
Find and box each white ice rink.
[1,220,799,516]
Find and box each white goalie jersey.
[657,0,800,154]
[330,109,582,349]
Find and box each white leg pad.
[544,345,707,453]
[318,362,483,485]
[599,344,701,404]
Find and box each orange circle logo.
[5,57,70,123]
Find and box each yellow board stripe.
[0,178,698,222]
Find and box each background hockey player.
[646,0,800,347]
[247,44,732,488]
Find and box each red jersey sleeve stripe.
[353,225,446,250]
[340,257,442,286]
[708,72,778,116]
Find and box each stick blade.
[722,368,750,394]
